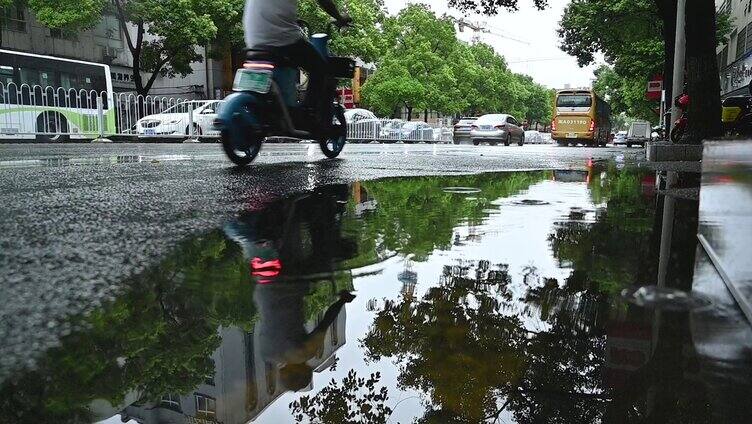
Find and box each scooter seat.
[246,50,295,67]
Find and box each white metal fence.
[0,82,452,143]
[0,83,217,142]
[348,118,453,143]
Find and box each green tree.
[363,4,462,120]
[593,65,657,123]
[558,0,730,142]
[0,231,259,423]
[25,0,244,95]
[299,0,387,64]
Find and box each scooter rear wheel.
[670,126,684,143]
[319,105,347,159]
[221,130,262,166]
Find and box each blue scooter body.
[216,30,351,165]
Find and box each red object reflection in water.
[251,258,282,283]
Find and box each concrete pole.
[658,0,687,285]
[670,0,687,135]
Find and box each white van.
[626,121,651,147]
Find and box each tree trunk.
[655,0,677,130]
[423,109,428,122]
[407,107,413,121]
[682,0,723,143]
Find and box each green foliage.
[362,4,552,121]
[24,0,244,94]
[290,370,392,423]
[448,0,548,14]
[593,64,657,123]
[345,172,549,262]
[27,0,107,29]
[300,0,387,63]
[559,0,662,123]
[362,261,608,423]
[550,165,657,295]
[0,230,259,422]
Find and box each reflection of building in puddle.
[120,308,347,424]
[398,260,418,299]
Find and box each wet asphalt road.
[0,142,645,379]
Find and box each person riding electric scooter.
[214,0,355,166]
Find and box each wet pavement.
[0,142,644,380]
[2,153,750,423]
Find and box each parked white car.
[524,130,544,144]
[136,100,223,137]
[344,108,377,123]
[613,131,628,145]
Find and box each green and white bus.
[0,49,115,141]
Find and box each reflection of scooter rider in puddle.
[224,187,357,391]
[256,284,354,390]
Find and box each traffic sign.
[646,75,663,101]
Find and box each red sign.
[339,88,354,109]
[646,74,663,101]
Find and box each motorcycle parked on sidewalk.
[722,83,752,136]
[670,93,689,143]
[213,21,355,166]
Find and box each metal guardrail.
[348,118,453,144]
[0,83,452,143]
[0,82,217,142]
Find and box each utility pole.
[669,0,686,137]
[657,0,686,288]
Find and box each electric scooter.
[214,21,355,166]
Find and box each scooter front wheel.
[222,130,262,166]
[319,105,347,159]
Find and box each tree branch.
[142,55,172,94]
[112,0,135,53]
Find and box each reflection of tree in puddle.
[289,370,392,423]
[344,172,550,264]
[362,259,611,422]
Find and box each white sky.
[382,0,600,89]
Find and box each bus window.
[39,70,58,88]
[60,73,78,91]
[0,65,14,86]
[557,95,592,108]
[19,68,40,86]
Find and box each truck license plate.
[566,133,577,139]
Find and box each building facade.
[0,4,229,98]
[717,0,752,98]
[118,308,347,424]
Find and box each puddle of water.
[2,165,751,423]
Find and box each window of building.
[1,5,26,32]
[50,28,78,41]
[738,26,748,59]
[194,394,216,418]
[719,45,729,69]
[94,14,122,42]
[160,394,182,412]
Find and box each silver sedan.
[470,114,525,146]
